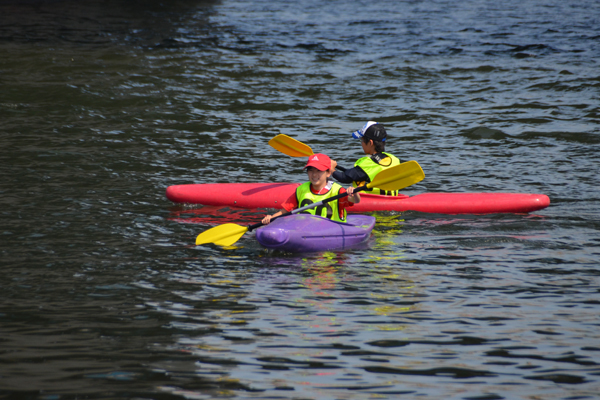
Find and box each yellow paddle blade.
[368,160,425,191]
[269,134,314,157]
[195,223,249,247]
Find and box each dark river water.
[1,0,599,398]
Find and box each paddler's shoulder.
[370,152,396,166]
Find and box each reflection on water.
[161,248,425,395]
[0,0,219,47]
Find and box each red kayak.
[166,183,550,214]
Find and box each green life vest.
[295,181,347,223]
[353,152,401,195]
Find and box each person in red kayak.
[332,121,401,196]
[262,153,360,225]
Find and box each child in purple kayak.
[262,153,360,224]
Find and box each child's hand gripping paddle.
[195,161,425,247]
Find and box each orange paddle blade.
[269,134,314,157]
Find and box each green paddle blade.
[269,134,314,157]
[195,223,249,246]
[367,160,425,191]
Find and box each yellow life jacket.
[295,181,347,223]
[353,152,401,196]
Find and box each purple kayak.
[255,214,376,253]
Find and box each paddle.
[269,134,314,157]
[268,134,347,171]
[195,160,425,247]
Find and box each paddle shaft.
[247,183,368,232]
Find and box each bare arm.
[346,186,361,204]
[262,210,284,225]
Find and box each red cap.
[305,153,332,171]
